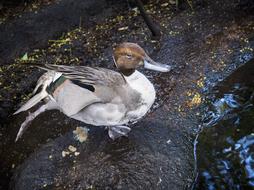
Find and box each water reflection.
[203,93,242,126]
[196,59,254,190]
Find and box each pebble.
[74,152,80,156]
[68,145,77,152]
[62,150,70,157]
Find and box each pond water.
[195,59,254,189]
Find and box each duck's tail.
[13,91,48,115]
[14,71,58,115]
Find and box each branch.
[134,0,161,37]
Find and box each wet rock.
[11,109,193,190]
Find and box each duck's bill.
[144,58,171,72]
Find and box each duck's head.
[113,42,171,76]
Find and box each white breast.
[124,70,156,121]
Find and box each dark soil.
[0,0,128,65]
[0,0,254,190]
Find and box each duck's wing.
[34,64,130,116]
[35,64,126,87]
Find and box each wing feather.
[35,64,126,87]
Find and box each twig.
[134,0,161,37]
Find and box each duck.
[14,42,171,141]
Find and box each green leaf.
[21,53,28,61]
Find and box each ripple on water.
[196,59,254,190]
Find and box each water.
[195,59,254,189]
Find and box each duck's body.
[14,42,170,141]
[51,69,155,126]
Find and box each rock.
[11,112,194,190]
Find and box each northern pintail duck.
[14,42,171,141]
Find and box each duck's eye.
[126,54,132,59]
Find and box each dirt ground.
[0,0,254,189]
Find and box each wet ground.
[0,0,254,189]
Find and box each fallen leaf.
[118,26,128,31]
[162,2,169,6]
[68,145,77,152]
[21,53,28,61]
[73,127,88,143]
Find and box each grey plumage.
[37,64,126,86]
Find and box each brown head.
[113,42,171,76]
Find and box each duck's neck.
[120,68,135,76]
[123,70,143,81]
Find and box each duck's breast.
[124,70,156,122]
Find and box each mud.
[0,0,254,189]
